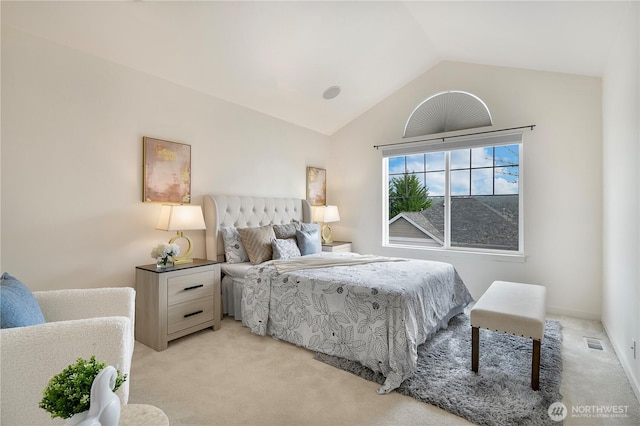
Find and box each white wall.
[1,27,329,291]
[329,61,603,319]
[602,1,640,399]
[0,4,3,274]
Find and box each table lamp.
[313,205,340,244]
[156,204,206,264]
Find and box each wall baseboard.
[547,305,600,321]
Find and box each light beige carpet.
[129,315,639,426]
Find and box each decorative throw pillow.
[237,225,277,264]
[271,238,302,260]
[220,226,250,264]
[273,223,298,239]
[296,229,322,256]
[0,272,46,329]
[294,220,320,233]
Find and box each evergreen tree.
[389,174,432,218]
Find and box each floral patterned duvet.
[242,252,473,393]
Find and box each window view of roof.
[389,195,519,251]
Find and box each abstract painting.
[143,137,191,203]
[306,166,326,206]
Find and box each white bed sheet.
[220,262,253,320]
[221,262,253,278]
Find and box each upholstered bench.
[470,281,547,390]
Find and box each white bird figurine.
[76,366,121,426]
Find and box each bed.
[204,195,313,319]
[203,194,472,393]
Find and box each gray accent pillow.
[273,223,298,239]
[296,229,322,256]
[237,225,277,264]
[293,220,320,233]
[271,238,302,260]
[0,272,46,329]
[220,226,249,264]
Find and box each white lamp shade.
[156,205,206,231]
[312,206,324,223]
[313,205,340,223]
[323,205,340,223]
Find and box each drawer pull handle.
[184,310,203,318]
[184,284,204,291]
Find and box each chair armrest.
[0,316,132,426]
[34,287,135,324]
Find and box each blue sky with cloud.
[388,145,519,197]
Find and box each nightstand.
[322,241,352,253]
[135,259,220,351]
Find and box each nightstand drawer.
[167,271,214,306]
[167,296,215,334]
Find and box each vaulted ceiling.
[2,1,632,135]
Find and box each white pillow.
[220,226,249,264]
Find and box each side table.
[322,241,352,253]
[135,258,221,351]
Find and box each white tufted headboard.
[203,195,312,262]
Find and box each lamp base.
[321,224,333,244]
[169,232,195,265]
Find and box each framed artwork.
[306,166,326,206]
[143,137,191,203]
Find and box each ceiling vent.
[403,91,493,138]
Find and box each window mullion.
[468,148,472,196]
[492,146,496,195]
[444,151,451,249]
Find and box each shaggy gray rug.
[315,313,563,426]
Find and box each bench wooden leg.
[532,339,541,390]
[472,326,479,372]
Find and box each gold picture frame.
[143,137,191,203]
[306,166,326,206]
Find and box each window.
[384,132,523,254]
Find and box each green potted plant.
[39,355,127,423]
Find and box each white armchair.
[0,287,135,426]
